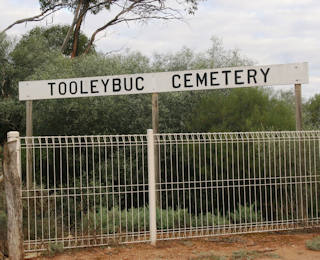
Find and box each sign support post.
[26,101,33,137]
[295,83,302,131]
[152,93,160,207]
[26,100,33,188]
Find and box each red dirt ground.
[26,229,320,260]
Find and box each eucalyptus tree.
[3,0,205,57]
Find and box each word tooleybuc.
[47,67,271,97]
[48,77,145,96]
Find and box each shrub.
[230,204,263,224]
[48,242,64,256]
[306,236,320,251]
[84,206,229,234]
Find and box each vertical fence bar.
[4,131,24,260]
[147,129,157,245]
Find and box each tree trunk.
[71,1,89,58]
[3,132,24,260]
[61,0,82,54]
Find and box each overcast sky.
[1,0,319,99]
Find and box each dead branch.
[83,0,181,55]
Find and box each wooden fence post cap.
[7,131,20,142]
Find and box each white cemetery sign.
[19,62,308,101]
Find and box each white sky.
[1,0,319,99]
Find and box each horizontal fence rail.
[19,131,320,251]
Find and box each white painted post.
[147,129,157,246]
[7,132,21,172]
[4,131,24,260]
[152,93,160,207]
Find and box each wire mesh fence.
[20,135,149,251]
[155,131,320,240]
[19,131,320,251]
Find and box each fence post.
[3,131,24,260]
[147,129,157,246]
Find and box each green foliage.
[192,253,227,260]
[48,242,64,256]
[152,37,251,72]
[0,33,15,98]
[0,99,25,144]
[230,204,263,224]
[306,236,320,251]
[27,25,93,56]
[10,25,93,81]
[231,250,280,260]
[84,207,229,233]
[157,208,191,229]
[304,94,320,129]
[10,32,59,82]
[188,88,296,132]
[85,206,147,233]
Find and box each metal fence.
[19,131,320,251]
[155,131,320,240]
[20,134,150,251]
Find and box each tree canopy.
[188,88,296,132]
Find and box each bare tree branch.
[83,1,138,55]
[1,3,67,34]
[83,0,181,55]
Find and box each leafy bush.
[306,236,320,251]
[48,242,64,256]
[230,204,263,224]
[84,207,229,233]
[231,250,279,259]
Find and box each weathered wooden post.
[26,100,33,189]
[3,131,24,260]
[295,83,302,131]
[152,93,160,207]
[26,101,33,137]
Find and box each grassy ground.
[26,228,320,260]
